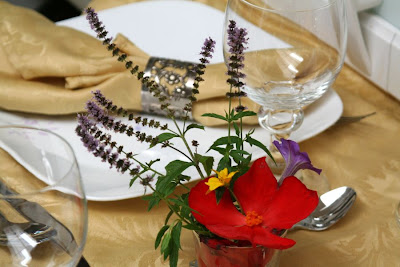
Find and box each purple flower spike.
[273,139,322,185]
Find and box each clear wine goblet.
[223,0,347,173]
[0,126,87,266]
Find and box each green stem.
[121,150,163,176]
[166,144,194,163]
[239,96,243,152]
[146,183,192,225]
[228,188,245,215]
[172,118,205,179]
[228,84,233,143]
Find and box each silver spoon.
[292,186,356,231]
[0,211,56,246]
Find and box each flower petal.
[273,139,321,184]
[262,176,319,229]
[206,224,253,242]
[205,177,224,191]
[206,225,295,249]
[189,178,245,226]
[233,157,278,214]
[251,227,295,249]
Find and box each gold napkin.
[0,1,261,126]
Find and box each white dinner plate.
[0,1,343,201]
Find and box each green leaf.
[242,155,252,168]
[215,187,226,204]
[231,151,245,163]
[232,111,257,120]
[230,149,250,163]
[171,221,182,249]
[185,123,205,133]
[129,176,139,187]
[210,146,225,155]
[156,160,193,197]
[169,243,179,267]
[165,160,194,176]
[194,153,214,177]
[142,194,162,211]
[156,132,179,143]
[161,232,172,254]
[179,193,191,218]
[146,158,160,167]
[182,224,203,231]
[169,198,196,212]
[155,225,170,249]
[164,210,174,225]
[201,113,227,121]
[217,154,231,173]
[208,136,242,152]
[246,136,275,164]
[233,122,240,136]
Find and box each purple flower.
[76,114,99,152]
[85,8,112,40]
[273,139,322,185]
[226,20,248,90]
[200,38,216,62]
[86,100,120,130]
[85,7,100,30]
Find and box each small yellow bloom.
[205,168,238,192]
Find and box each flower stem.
[228,188,245,215]
[171,117,205,179]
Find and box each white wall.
[372,0,400,29]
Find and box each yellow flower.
[205,168,238,192]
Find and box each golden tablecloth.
[4,0,400,266]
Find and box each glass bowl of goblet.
[223,0,347,174]
[0,126,87,266]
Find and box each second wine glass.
[223,0,347,171]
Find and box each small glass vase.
[192,232,283,267]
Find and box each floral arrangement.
[77,8,321,267]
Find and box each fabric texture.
[0,1,261,126]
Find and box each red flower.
[189,157,319,249]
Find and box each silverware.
[292,186,357,231]
[0,210,56,246]
[334,112,376,126]
[0,179,89,266]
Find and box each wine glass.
[0,126,87,266]
[223,0,347,172]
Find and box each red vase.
[193,232,283,267]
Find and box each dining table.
[1,0,400,266]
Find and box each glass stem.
[258,107,304,176]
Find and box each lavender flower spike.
[273,139,322,185]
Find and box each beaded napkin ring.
[142,57,197,119]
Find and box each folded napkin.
[0,2,260,126]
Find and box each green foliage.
[246,135,275,164]
[156,160,193,197]
[194,154,214,177]
[151,133,179,147]
[201,113,227,121]
[156,220,182,267]
[184,123,205,133]
[232,110,257,120]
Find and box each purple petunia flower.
[273,139,322,185]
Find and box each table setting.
[0,0,400,266]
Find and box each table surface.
[5,0,400,266]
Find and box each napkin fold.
[0,2,259,126]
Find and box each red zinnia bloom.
[189,157,319,249]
